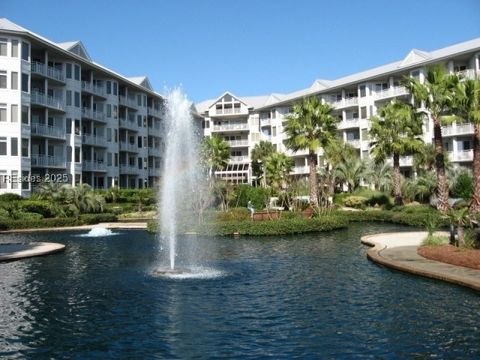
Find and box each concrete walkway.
[361,232,480,292]
[0,222,148,234]
[0,242,65,262]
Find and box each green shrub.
[0,217,81,230]
[452,172,473,200]
[230,185,270,210]
[78,213,117,225]
[343,196,368,209]
[216,208,250,222]
[19,200,54,218]
[422,235,449,246]
[0,193,23,202]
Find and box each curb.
[0,242,65,262]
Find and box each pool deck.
[361,232,480,292]
[0,242,65,262]
[0,222,148,234]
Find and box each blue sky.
[4,0,480,102]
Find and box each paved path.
[361,232,480,292]
[0,222,148,234]
[0,242,65,262]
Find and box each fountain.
[154,88,212,278]
[79,225,117,237]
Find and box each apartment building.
[0,18,165,197]
[197,38,480,184]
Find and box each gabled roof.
[56,40,91,61]
[128,76,153,90]
[399,49,432,68]
[207,91,249,109]
[0,18,28,32]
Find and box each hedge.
[0,213,117,230]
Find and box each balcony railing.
[119,118,138,131]
[215,107,242,115]
[291,165,309,175]
[285,148,309,157]
[82,134,106,147]
[119,95,138,109]
[399,155,413,167]
[148,106,163,118]
[120,141,138,152]
[148,147,162,156]
[442,123,474,136]
[447,149,473,162]
[81,81,105,97]
[120,164,139,174]
[229,155,249,163]
[31,154,66,168]
[260,118,272,126]
[81,108,105,122]
[331,97,359,109]
[83,160,107,172]
[346,139,361,148]
[456,69,477,80]
[212,123,249,131]
[338,118,360,129]
[31,90,65,111]
[227,139,249,147]
[31,123,66,140]
[373,86,409,100]
[31,61,65,82]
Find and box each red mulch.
[418,245,480,270]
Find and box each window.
[75,92,80,107]
[75,147,80,162]
[143,136,147,148]
[21,105,28,124]
[113,105,118,119]
[66,90,72,106]
[361,128,369,140]
[21,73,28,92]
[360,106,367,119]
[67,146,72,162]
[66,64,72,79]
[11,137,18,156]
[107,104,111,117]
[272,126,277,136]
[143,116,147,128]
[0,171,6,189]
[411,70,420,79]
[106,81,111,94]
[11,170,18,189]
[0,137,6,155]
[137,115,142,127]
[143,95,147,107]
[74,65,80,80]
[114,129,118,143]
[0,38,6,56]
[107,152,112,166]
[360,85,366,97]
[21,171,29,190]
[114,153,118,167]
[21,138,29,157]
[107,128,112,142]
[75,119,80,135]
[11,40,18,57]
[113,82,117,96]
[65,118,71,134]
[137,94,142,106]
[0,104,6,122]
[138,136,142,148]
[11,104,18,122]
[11,72,18,90]
[138,157,142,169]
[21,42,29,61]
[0,71,6,88]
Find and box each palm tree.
[265,152,294,193]
[405,66,459,212]
[200,136,230,180]
[367,160,393,193]
[333,156,368,193]
[453,78,480,212]
[284,97,339,207]
[369,101,424,205]
[402,172,437,203]
[251,141,276,187]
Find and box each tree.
[333,156,368,193]
[405,66,459,212]
[200,136,230,180]
[251,141,276,187]
[265,152,294,193]
[284,97,339,207]
[453,78,480,212]
[367,160,393,193]
[369,101,424,205]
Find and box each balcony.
[260,118,272,126]
[346,139,361,148]
[81,81,106,98]
[338,118,360,129]
[119,117,138,131]
[120,164,139,175]
[82,134,107,147]
[81,108,106,123]
[442,123,474,137]
[227,139,249,147]
[31,90,65,112]
[31,123,66,140]
[291,165,309,175]
[31,61,65,83]
[83,160,107,172]
[215,107,242,115]
[229,155,249,163]
[285,148,309,157]
[148,147,162,156]
[331,97,358,109]
[447,149,473,162]
[456,69,477,80]
[373,86,409,100]
[148,106,163,118]
[400,155,413,167]
[212,123,249,132]
[119,95,138,109]
[120,141,138,152]
[31,154,66,168]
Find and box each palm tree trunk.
[433,117,450,212]
[470,123,480,214]
[308,152,319,208]
[393,152,403,205]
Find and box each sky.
[3,0,480,103]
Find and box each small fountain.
[79,225,117,237]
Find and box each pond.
[0,223,479,359]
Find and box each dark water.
[0,224,479,359]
